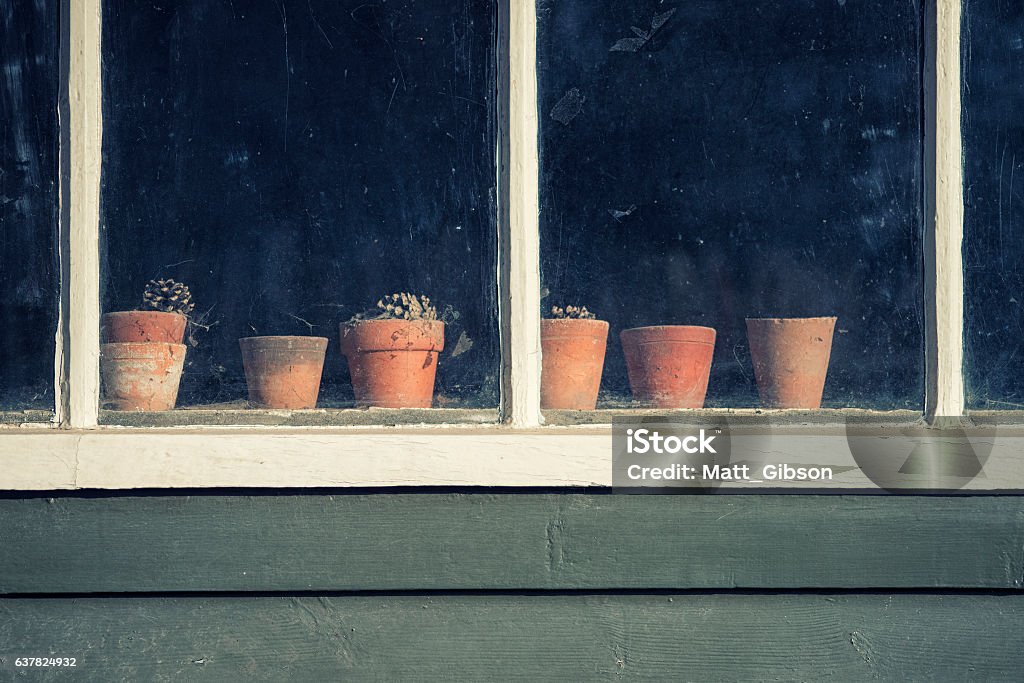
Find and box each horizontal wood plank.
[2,494,1022,593]
[0,595,1021,680]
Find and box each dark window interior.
[0,2,59,411]
[963,0,1024,409]
[537,0,924,409]
[100,0,499,409]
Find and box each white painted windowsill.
[2,421,1022,491]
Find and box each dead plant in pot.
[541,305,608,410]
[340,293,445,408]
[100,279,195,411]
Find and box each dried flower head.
[141,279,195,316]
[374,293,438,321]
[549,304,595,320]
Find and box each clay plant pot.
[340,319,444,408]
[746,316,837,409]
[541,318,609,410]
[100,342,187,411]
[620,326,717,408]
[239,336,329,409]
[102,311,187,344]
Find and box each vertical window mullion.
[63,0,102,428]
[505,0,542,427]
[928,0,966,420]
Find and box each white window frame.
[5,0,1021,492]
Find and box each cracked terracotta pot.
[340,319,444,408]
[239,336,329,409]
[102,311,187,344]
[541,318,609,410]
[746,316,837,409]
[621,325,716,408]
[100,342,187,411]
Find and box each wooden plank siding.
[2,595,1023,680]
[1,494,1023,594]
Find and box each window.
[99,0,500,424]
[537,1,924,414]
[0,0,1018,491]
[963,0,1024,411]
[0,2,59,418]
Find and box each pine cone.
[142,279,195,316]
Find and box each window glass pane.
[0,3,59,412]
[537,1,923,411]
[963,0,1024,409]
[100,0,499,416]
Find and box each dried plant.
[548,305,596,320]
[370,292,438,321]
[345,293,460,329]
[141,279,195,316]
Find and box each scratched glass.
[963,1,1024,410]
[537,1,924,411]
[99,0,500,415]
[0,3,59,412]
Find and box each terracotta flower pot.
[541,318,609,410]
[620,326,717,408]
[239,336,329,409]
[746,317,837,409]
[101,311,187,344]
[100,342,187,411]
[340,319,444,408]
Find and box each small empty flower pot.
[101,311,187,344]
[541,318,609,410]
[100,342,187,411]
[239,336,329,409]
[746,316,837,409]
[620,325,716,408]
[340,319,444,408]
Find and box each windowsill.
[93,406,925,429]
[542,408,923,426]
[0,410,54,426]
[98,407,499,428]
[0,413,1022,491]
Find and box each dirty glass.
[100,0,499,414]
[0,3,59,412]
[537,0,924,410]
[963,0,1024,410]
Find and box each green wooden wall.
[1,494,1022,679]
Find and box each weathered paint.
[1,595,1022,680]
[5,423,1024,490]
[2,494,1022,594]
[508,0,543,427]
[65,0,102,428]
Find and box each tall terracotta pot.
[620,325,716,408]
[102,311,187,344]
[100,342,187,411]
[541,318,609,410]
[340,319,444,408]
[239,336,328,409]
[746,316,837,409]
